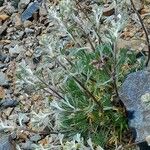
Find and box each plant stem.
[37,76,65,100]
[42,88,60,99]
[75,0,102,44]
[57,59,103,112]
[77,26,95,52]
[130,0,150,66]
[72,76,103,112]
[112,42,119,99]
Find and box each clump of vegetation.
[16,0,145,149]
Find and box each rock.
[30,134,41,142]
[0,20,10,35]
[33,56,41,64]
[18,0,30,10]
[17,114,30,125]
[15,51,25,61]
[0,64,7,69]
[22,116,30,124]
[21,2,41,22]
[0,99,18,108]
[21,140,38,150]
[11,0,20,9]
[5,2,16,15]
[17,30,24,39]
[119,70,150,143]
[0,86,5,99]
[25,49,33,57]
[0,53,7,63]
[127,0,144,11]
[11,13,22,28]
[4,107,14,116]
[39,6,47,16]
[0,6,5,12]
[0,71,9,87]
[23,20,32,28]
[7,27,14,33]
[9,45,25,56]
[25,28,34,34]
[0,14,9,21]
[4,55,10,63]
[0,135,16,150]
[34,47,42,57]
[33,47,42,63]
[147,19,150,24]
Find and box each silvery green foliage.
[33,134,104,150]
[16,133,104,150]
[102,0,128,43]
[30,111,52,130]
[16,0,130,149]
[16,60,38,93]
[47,0,128,47]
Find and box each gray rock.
[39,5,47,16]
[9,45,25,56]
[0,64,7,69]
[21,140,38,150]
[0,135,16,150]
[21,2,41,22]
[0,99,18,109]
[0,54,6,63]
[0,72,9,87]
[119,70,150,142]
[25,28,34,34]
[18,0,30,10]
[4,56,10,63]
[17,30,24,39]
[19,114,30,124]
[34,47,42,57]
[11,0,20,9]
[30,134,41,142]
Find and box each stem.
[130,0,150,66]
[75,0,102,44]
[37,76,65,100]
[63,21,82,47]
[42,88,60,99]
[57,59,103,112]
[72,76,103,112]
[78,26,95,52]
[112,42,119,98]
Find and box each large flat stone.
[0,135,16,150]
[119,70,150,142]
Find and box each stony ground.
[0,0,150,149]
